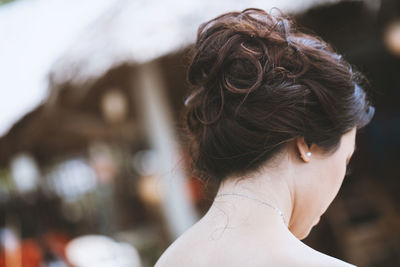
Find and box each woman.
[156,8,374,267]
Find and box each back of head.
[185,8,374,182]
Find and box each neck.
[210,161,296,232]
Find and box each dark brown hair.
[184,8,374,182]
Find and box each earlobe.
[296,137,312,163]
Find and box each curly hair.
[184,8,374,182]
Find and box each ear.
[296,137,312,163]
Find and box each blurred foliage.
[0,168,12,202]
[0,0,18,6]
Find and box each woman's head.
[184,8,374,238]
[185,8,374,182]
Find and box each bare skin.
[156,129,357,267]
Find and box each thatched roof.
[0,0,117,136]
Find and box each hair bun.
[184,8,374,182]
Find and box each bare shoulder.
[156,236,356,267]
[155,218,357,267]
[154,222,208,267]
[299,253,357,267]
[285,243,357,267]
[154,234,192,267]
[154,242,180,267]
[240,239,356,267]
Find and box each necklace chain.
[215,192,286,224]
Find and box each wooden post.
[134,61,197,239]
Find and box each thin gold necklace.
[215,192,286,224]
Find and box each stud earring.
[306,152,312,157]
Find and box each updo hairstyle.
[184,8,374,182]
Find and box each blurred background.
[0,0,399,266]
